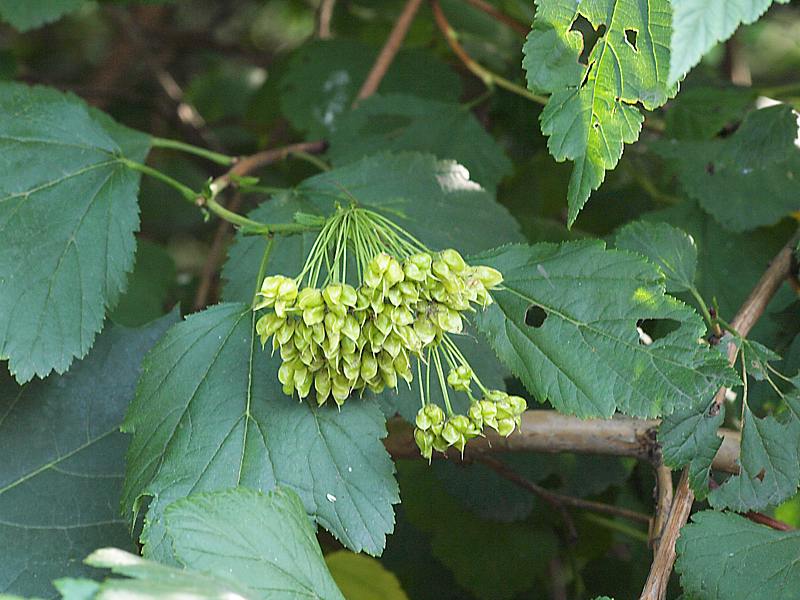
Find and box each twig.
[640,230,800,600]
[706,478,794,532]
[317,0,336,39]
[481,456,651,525]
[354,0,424,102]
[548,558,568,600]
[191,140,328,309]
[650,464,673,551]
[385,411,742,474]
[431,0,547,104]
[463,0,528,36]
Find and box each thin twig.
[640,230,800,600]
[192,140,328,309]
[480,455,651,547]
[354,0,424,102]
[317,0,336,39]
[650,464,673,551]
[463,0,528,36]
[431,0,547,104]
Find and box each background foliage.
[1,1,799,599]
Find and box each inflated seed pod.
[446,365,473,392]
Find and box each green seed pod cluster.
[413,390,527,459]
[254,249,503,407]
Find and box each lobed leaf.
[523,0,677,224]
[473,240,737,418]
[121,303,399,560]
[0,82,150,383]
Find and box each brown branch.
[481,456,651,526]
[651,464,674,551]
[354,0,424,102]
[385,411,742,474]
[640,230,800,600]
[463,0,528,36]
[317,0,336,39]
[192,140,328,309]
[706,478,794,532]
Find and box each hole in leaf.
[636,319,681,344]
[624,28,638,51]
[706,162,716,175]
[570,14,607,65]
[525,305,548,328]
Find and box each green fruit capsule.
[496,417,516,437]
[303,305,325,326]
[441,249,467,273]
[508,395,527,415]
[314,369,331,404]
[414,428,435,461]
[360,353,378,380]
[297,287,324,309]
[473,265,503,289]
[385,257,405,288]
[414,316,438,345]
[256,313,284,345]
[436,306,463,334]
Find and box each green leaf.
[614,221,698,293]
[0,312,177,598]
[641,200,795,322]
[121,303,399,561]
[523,0,677,224]
[165,488,344,600]
[279,40,461,138]
[0,82,151,383]
[668,0,790,84]
[656,105,800,231]
[61,548,255,600]
[659,403,724,498]
[663,86,755,140]
[473,240,737,418]
[325,551,408,600]
[0,0,84,31]
[328,94,512,190]
[676,510,800,600]
[221,152,523,303]
[110,240,175,327]
[709,397,800,511]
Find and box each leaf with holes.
[0,82,150,383]
[523,0,677,225]
[0,312,176,598]
[668,0,790,84]
[472,240,737,418]
[121,302,399,561]
[615,221,698,293]
[165,488,344,600]
[656,105,800,231]
[709,396,800,512]
[676,510,800,600]
[327,94,512,190]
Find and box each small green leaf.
[615,221,698,292]
[659,403,724,498]
[0,82,151,383]
[523,0,677,224]
[709,397,800,512]
[656,105,800,231]
[669,0,790,84]
[121,303,399,561]
[166,488,344,600]
[0,312,177,598]
[279,40,461,137]
[328,94,512,190]
[473,240,737,418]
[325,551,408,600]
[676,510,800,600]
